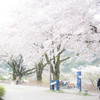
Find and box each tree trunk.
[19,76,22,83]
[53,72,59,81]
[53,65,60,81]
[36,71,42,82]
[13,73,16,80]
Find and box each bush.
[0,76,5,80]
[0,86,6,98]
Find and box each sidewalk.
[0,83,99,100]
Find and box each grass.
[46,90,65,93]
[46,90,92,96]
[77,92,92,96]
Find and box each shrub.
[0,86,6,98]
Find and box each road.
[0,83,99,100]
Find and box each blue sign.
[77,71,81,92]
[56,80,60,91]
[51,80,55,90]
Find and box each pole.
[50,50,52,90]
[50,64,52,90]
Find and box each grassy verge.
[46,90,92,96]
[46,90,65,93]
[77,92,92,96]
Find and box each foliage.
[61,55,100,73]
[0,0,99,68]
[0,86,6,98]
[0,76,5,80]
[0,0,99,85]
[61,58,90,73]
[7,54,35,81]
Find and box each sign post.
[56,80,60,91]
[77,71,81,92]
[51,80,55,90]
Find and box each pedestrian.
[97,78,100,99]
[16,77,19,85]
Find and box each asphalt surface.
[0,83,99,100]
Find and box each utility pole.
[50,50,52,90]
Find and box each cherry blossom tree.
[45,44,70,80]
[7,54,35,81]
[0,0,99,69]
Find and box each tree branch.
[60,57,70,63]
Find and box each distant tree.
[7,54,35,82]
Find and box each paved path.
[0,83,99,100]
